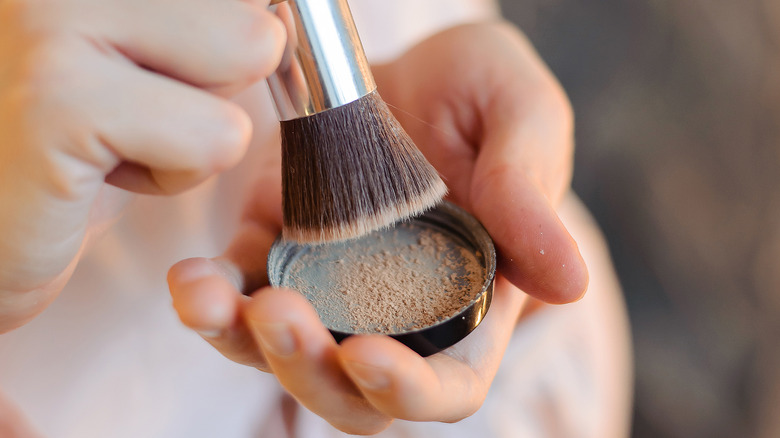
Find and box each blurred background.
[500,1,780,437]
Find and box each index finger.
[94,0,286,95]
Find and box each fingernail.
[252,322,297,357]
[196,329,223,339]
[173,259,218,284]
[343,361,391,391]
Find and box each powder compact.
[267,201,496,356]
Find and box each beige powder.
[282,222,485,334]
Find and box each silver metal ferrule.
[267,0,376,121]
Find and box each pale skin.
[169,23,588,434]
[0,0,286,332]
[0,0,587,435]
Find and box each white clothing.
[0,1,632,437]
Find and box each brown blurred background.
[500,1,780,437]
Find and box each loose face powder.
[268,201,496,355]
[282,222,485,334]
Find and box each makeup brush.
[266,0,447,244]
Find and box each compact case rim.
[267,201,496,357]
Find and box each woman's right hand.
[0,0,286,333]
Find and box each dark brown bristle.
[281,90,447,243]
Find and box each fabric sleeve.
[349,0,500,63]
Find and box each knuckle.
[522,76,574,135]
[12,41,89,146]
[546,82,575,135]
[1,1,93,99]
[227,8,286,81]
[535,80,576,197]
[199,103,252,171]
[532,76,575,142]
[1,0,69,37]
[6,32,85,103]
[1,40,109,199]
[3,40,72,132]
[24,38,74,92]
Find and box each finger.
[168,257,270,371]
[103,70,251,193]
[40,40,254,194]
[470,44,588,304]
[222,170,284,292]
[244,288,393,435]
[340,336,476,422]
[472,170,588,304]
[167,171,281,369]
[338,275,526,422]
[478,61,576,207]
[86,0,286,96]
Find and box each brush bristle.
[280,90,447,243]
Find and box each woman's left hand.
[168,21,587,435]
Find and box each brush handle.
[266,0,376,121]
